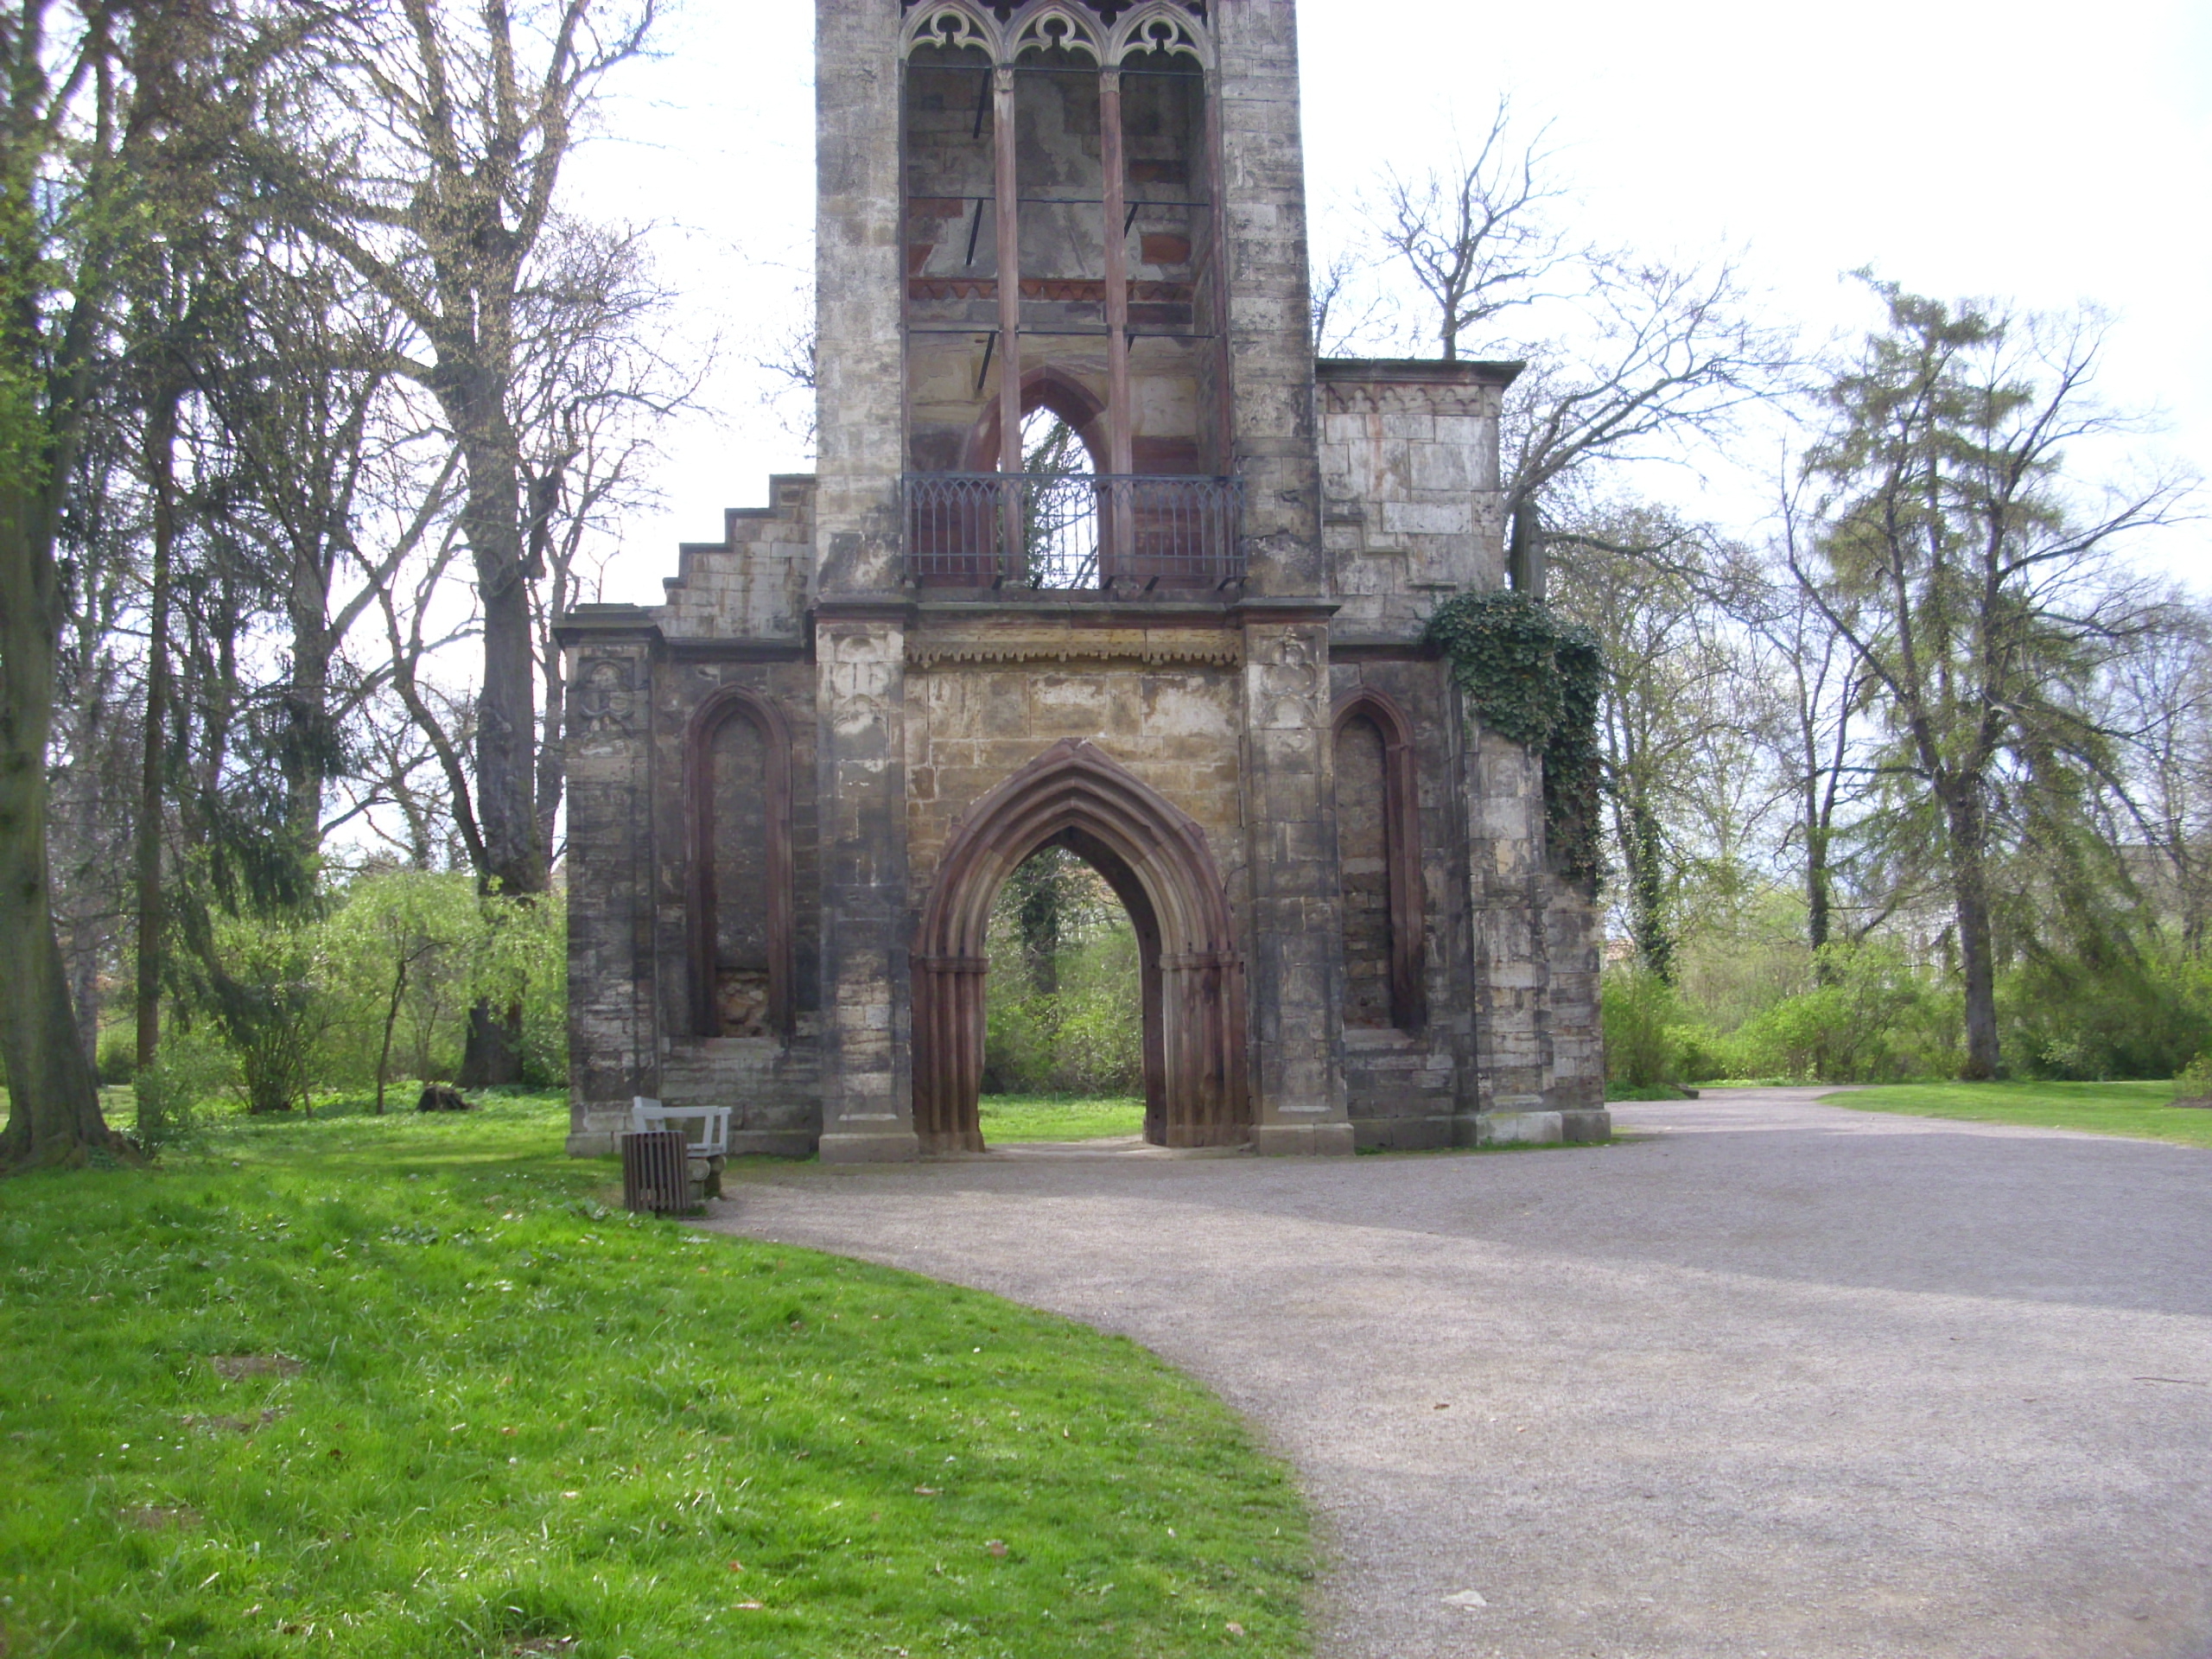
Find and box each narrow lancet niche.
[1334,690,1425,1033]
[686,689,795,1039]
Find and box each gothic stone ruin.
[558,0,1606,1160]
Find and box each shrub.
[1602,967,1682,1091]
[95,1029,137,1086]
[2001,942,2211,1082]
[2177,1052,2212,1103]
[984,924,1142,1096]
[130,1030,233,1151]
[1732,942,1955,1083]
[1669,1020,1755,1084]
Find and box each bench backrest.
[629,1096,730,1155]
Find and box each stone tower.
[558,0,1606,1160]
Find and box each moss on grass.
[0,1093,1311,1656]
[1820,1079,2212,1149]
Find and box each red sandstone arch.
[1333,687,1426,1032]
[912,739,1249,1153]
[685,686,796,1039]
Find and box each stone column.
[1461,718,1559,1147]
[1215,0,1324,598]
[559,610,661,1155]
[1545,873,1611,1139]
[814,607,918,1162]
[810,3,918,1161]
[1241,610,1352,1154]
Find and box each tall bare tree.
[283,0,658,1079]
[1367,99,1565,364]
[1357,103,1793,586]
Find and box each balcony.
[903,472,1243,592]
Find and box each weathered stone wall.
[658,479,814,643]
[1334,711,1392,1028]
[647,653,821,1157]
[814,2,921,1160]
[1326,655,1471,1148]
[561,613,658,1156]
[1317,361,1516,636]
[902,613,1248,901]
[1216,0,1322,596]
[558,0,1605,1161]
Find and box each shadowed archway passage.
[913,739,1248,1154]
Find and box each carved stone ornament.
[900,0,1211,67]
[574,658,638,739]
[907,630,1241,670]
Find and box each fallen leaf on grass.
[1441,1589,1489,1608]
[734,1600,765,1611]
[912,1485,939,1496]
[984,1540,1007,1558]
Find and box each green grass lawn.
[1819,1079,2212,1149]
[0,1093,1311,1657]
[976,1095,1146,1143]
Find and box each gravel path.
[700,1087,2212,1658]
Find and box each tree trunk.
[0,493,123,1168]
[376,951,407,1116]
[1804,794,1833,976]
[283,537,333,840]
[1623,786,1673,982]
[1944,785,2001,1080]
[452,400,543,1087]
[135,397,177,1074]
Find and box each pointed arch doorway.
[912,740,1249,1153]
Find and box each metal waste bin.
[620,1128,694,1215]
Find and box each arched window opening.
[1334,690,1425,1033]
[686,690,794,1040]
[1020,405,1099,587]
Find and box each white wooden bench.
[626,1097,730,1205]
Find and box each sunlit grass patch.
[1821,1079,2212,1149]
[977,1094,1146,1144]
[0,1093,1311,1656]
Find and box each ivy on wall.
[1423,590,1605,887]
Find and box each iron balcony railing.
[904,472,1244,591]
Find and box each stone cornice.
[554,604,662,648]
[1316,357,1524,390]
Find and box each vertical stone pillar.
[1214,0,1325,597]
[814,608,918,1161]
[1461,720,1558,1147]
[811,3,917,1161]
[559,610,661,1155]
[1544,874,1611,1138]
[1242,611,1352,1154]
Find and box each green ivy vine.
[1423,589,1605,887]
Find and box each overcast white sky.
[565,0,2211,601]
